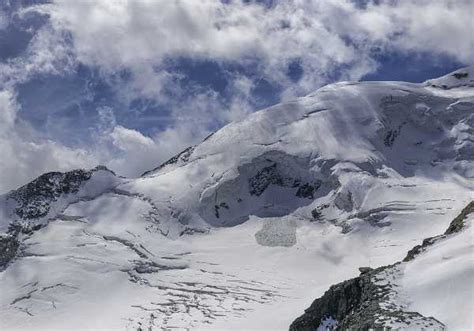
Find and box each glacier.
[0,67,473,330]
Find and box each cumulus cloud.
[107,124,200,178]
[43,0,473,95]
[0,0,472,193]
[0,90,98,193]
[45,0,371,98]
[0,89,192,193]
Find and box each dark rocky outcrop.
[0,221,44,269]
[404,201,474,262]
[290,270,375,330]
[213,202,229,219]
[444,201,474,235]
[199,151,338,227]
[296,182,320,199]
[290,264,443,330]
[291,201,474,330]
[0,166,115,269]
[248,161,321,199]
[0,233,19,269]
[311,204,329,222]
[453,72,469,79]
[7,166,114,220]
[249,163,284,196]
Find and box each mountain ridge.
[290,201,474,331]
[0,67,473,330]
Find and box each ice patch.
[255,217,297,247]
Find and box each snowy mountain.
[0,67,473,330]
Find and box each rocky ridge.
[290,201,474,331]
[0,166,119,268]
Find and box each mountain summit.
[1,67,473,330]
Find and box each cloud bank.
[0,0,472,193]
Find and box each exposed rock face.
[7,166,115,220]
[444,201,474,235]
[404,201,474,262]
[0,233,19,268]
[248,162,283,196]
[291,201,474,331]
[199,151,338,227]
[0,221,44,268]
[290,264,444,331]
[9,170,90,219]
[248,160,321,199]
[0,166,117,267]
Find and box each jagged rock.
[311,204,329,222]
[290,264,444,331]
[290,266,386,330]
[0,233,19,268]
[249,163,283,196]
[7,166,115,220]
[214,202,230,218]
[0,220,47,268]
[296,182,320,199]
[404,201,474,262]
[444,201,474,235]
[311,209,323,221]
[291,201,474,330]
[453,72,468,79]
[358,267,373,275]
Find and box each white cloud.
[5,0,473,95]
[0,90,181,193]
[387,1,474,63]
[111,125,154,152]
[0,90,98,193]
[0,23,75,89]
[0,0,472,192]
[42,0,473,95]
[106,124,203,178]
[0,89,195,192]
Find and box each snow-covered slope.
[400,202,474,330]
[0,67,473,330]
[291,201,474,330]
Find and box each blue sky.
[0,0,472,193]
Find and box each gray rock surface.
[290,201,474,331]
[255,218,297,247]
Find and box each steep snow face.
[0,68,473,330]
[128,66,474,232]
[400,214,474,330]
